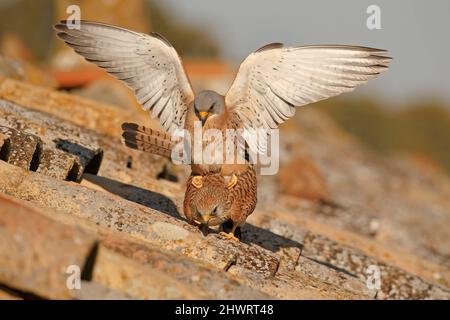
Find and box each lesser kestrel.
[184,166,257,241]
[55,21,391,240]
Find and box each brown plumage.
[122,123,257,240]
[184,166,257,240]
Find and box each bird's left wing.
[225,44,391,152]
[55,20,194,135]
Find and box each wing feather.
[55,20,194,135]
[226,44,391,152]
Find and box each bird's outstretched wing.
[225,44,391,152]
[55,20,194,135]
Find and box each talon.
[219,231,240,241]
[226,173,238,189]
[191,176,203,188]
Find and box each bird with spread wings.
[55,20,391,240]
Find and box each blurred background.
[0,0,449,177]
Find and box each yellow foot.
[226,173,238,189]
[191,175,203,188]
[219,231,239,241]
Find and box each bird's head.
[190,174,229,227]
[193,90,225,126]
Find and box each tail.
[121,122,175,159]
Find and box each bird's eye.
[209,102,216,111]
[212,207,218,215]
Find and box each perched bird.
[120,122,256,240]
[55,20,391,240]
[183,166,257,241]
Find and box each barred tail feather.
[121,122,175,159]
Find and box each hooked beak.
[202,214,211,224]
[198,111,209,126]
[200,222,209,236]
[200,214,211,236]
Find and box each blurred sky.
[162,0,450,105]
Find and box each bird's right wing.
[55,20,194,135]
